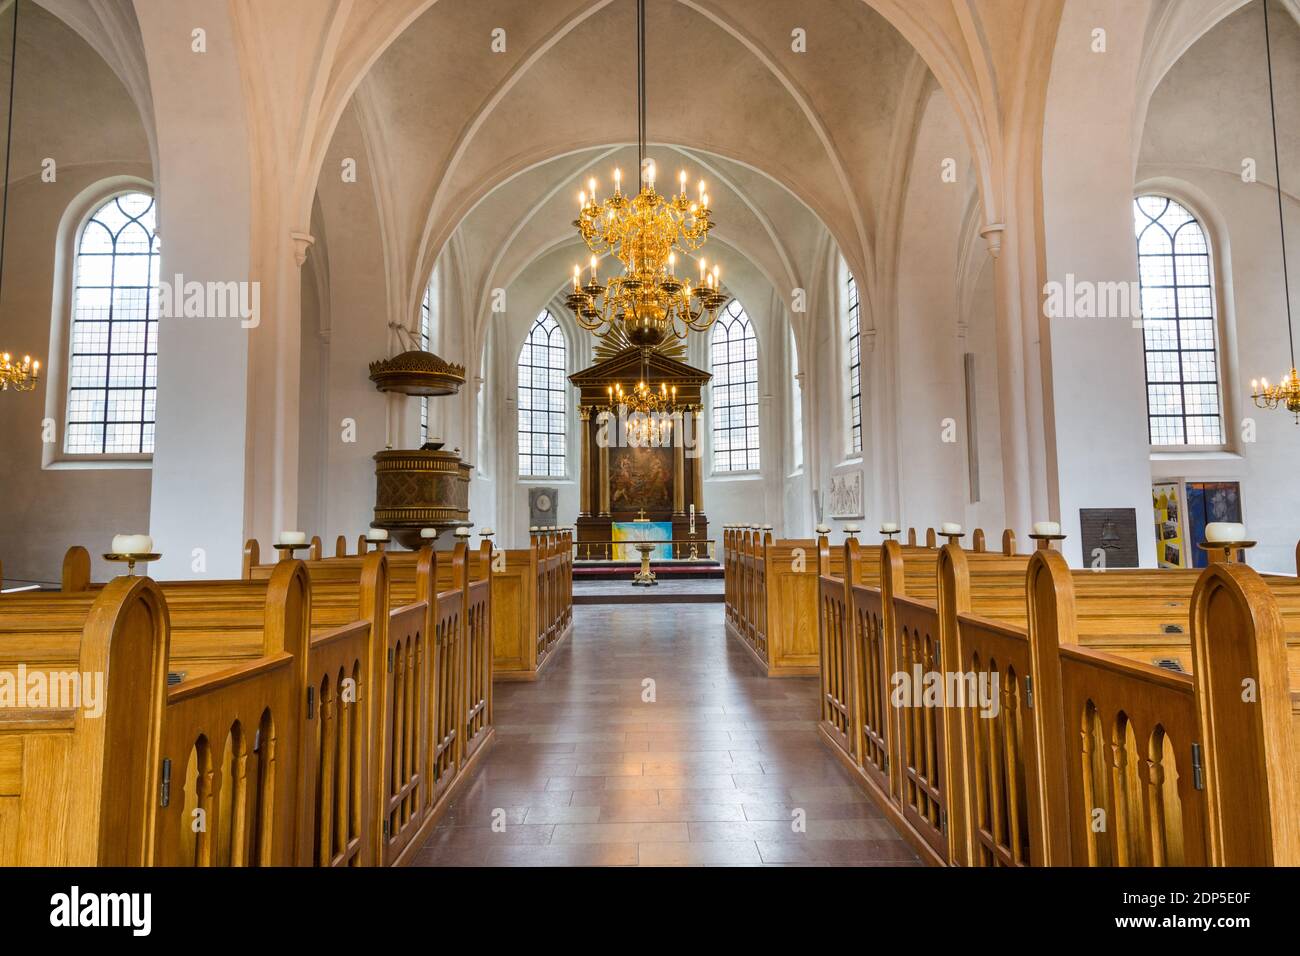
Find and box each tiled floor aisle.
[411,603,920,866]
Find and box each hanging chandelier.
[1249,0,1299,421]
[601,347,678,446]
[0,3,38,395]
[605,379,677,416]
[565,0,728,347]
[0,352,39,392]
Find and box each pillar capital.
[291,230,315,267]
[979,222,1005,259]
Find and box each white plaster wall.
[1041,0,1161,568]
[1138,1,1300,573]
[894,89,971,534]
[964,256,1008,535]
[0,6,152,585]
[137,1,255,579]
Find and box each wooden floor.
[411,603,919,866]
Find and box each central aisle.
[412,604,919,866]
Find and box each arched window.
[1133,196,1222,446]
[846,272,863,454]
[64,192,160,455]
[710,299,759,472]
[517,310,567,478]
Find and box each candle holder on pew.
[102,552,161,576]
[938,527,966,547]
[1028,532,1067,551]
[879,524,901,541]
[365,533,390,553]
[1197,539,1255,565]
[273,538,311,560]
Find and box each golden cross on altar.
[637,508,647,521]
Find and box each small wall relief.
[827,472,864,519]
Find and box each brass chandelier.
[1249,0,1299,421]
[605,379,677,416]
[0,352,39,392]
[565,0,728,348]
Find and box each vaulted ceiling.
[325,0,930,331]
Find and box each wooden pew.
[0,576,168,865]
[816,535,1300,867]
[0,564,316,865]
[240,539,496,860]
[724,528,852,677]
[260,529,571,682]
[49,552,383,864]
[724,524,983,679]
[15,538,493,866]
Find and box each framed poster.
[1152,481,1186,569]
[1080,508,1139,569]
[1185,481,1242,569]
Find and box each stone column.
[578,406,592,516]
[598,411,610,516]
[691,406,704,510]
[672,409,685,515]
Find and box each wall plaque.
[529,487,558,527]
[1080,507,1139,569]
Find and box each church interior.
[0,0,1298,883]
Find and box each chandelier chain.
[1262,0,1295,367]
[0,0,18,305]
[637,0,646,173]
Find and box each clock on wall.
[529,487,558,528]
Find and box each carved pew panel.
[0,579,168,866]
[1057,646,1207,866]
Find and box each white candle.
[112,534,153,555]
[368,528,389,541]
[880,522,900,534]
[480,528,495,536]
[844,523,861,534]
[454,527,472,537]
[1205,522,1245,543]
[1033,521,1061,536]
[815,524,831,535]
[941,522,963,535]
[278,531,307,546]
[420,528,438,539]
